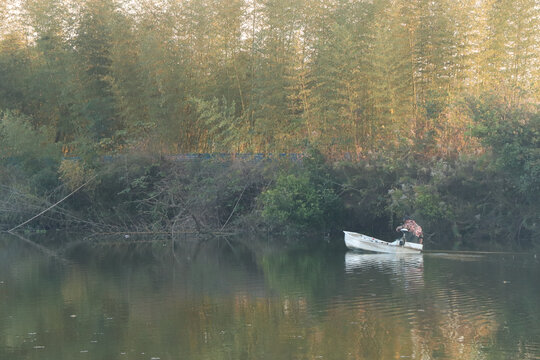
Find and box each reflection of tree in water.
[338,253,502,359]
[410,306,497,360]
[259,247,345,302]
[1,236,539,359]
[408,255,507,360]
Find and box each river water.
[0,235,539,360]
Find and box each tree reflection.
[0,237,538,359]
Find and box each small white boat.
[343,231,423,254]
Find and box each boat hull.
[343,231,422,254]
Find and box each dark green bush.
[469,95,539,198]
[260,152,342,233]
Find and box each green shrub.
[260,159,341,233]
[469,95,539,198]
[0,111,61,195]
[414,186,452,222]
[0,110,59,161]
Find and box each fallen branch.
[220,184,248,231]
[8,175,97,233]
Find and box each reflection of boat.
[344,252,424,273]
[344,231,422,254]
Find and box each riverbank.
[1,150,538,252]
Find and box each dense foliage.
[0,0,538,157]
[1,146,538,250]
[260,151,343,233]
[0,0,538,250]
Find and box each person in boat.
[396,216,423,244]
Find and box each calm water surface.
[0,235,539,360]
